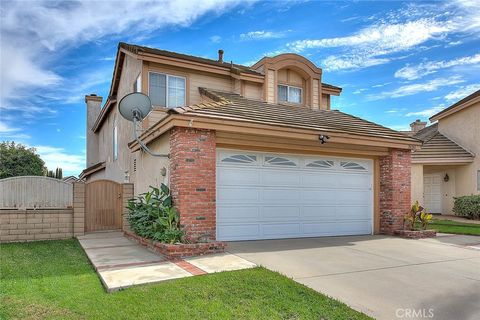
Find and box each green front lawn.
[420,218,480,236]
[0,240,370,320]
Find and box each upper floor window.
[113,118,118,161]
[134,74,141,92]
[278,84,302,104]
[149,72,186,108]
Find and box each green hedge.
[453,195,480,220]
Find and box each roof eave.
[430,91,480,122]
[128,113,421,153]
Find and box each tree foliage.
[0,141,46,179]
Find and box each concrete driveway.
[228,234,480,320]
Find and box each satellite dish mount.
[118,92,169,158]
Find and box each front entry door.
[424,174,442,214]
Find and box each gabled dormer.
[252,54,341,110]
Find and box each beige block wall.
[0,209,74,242]
[438,102,480,196]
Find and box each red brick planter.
[394,229,437,239]
[124,231,227,259]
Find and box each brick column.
[170,127,216,243]
[72,182,85,236]
[122,183,134,232]
[379,149,412,234]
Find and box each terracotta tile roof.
[79,161,106,179]
[412,125,474,162]
[172,88,419,143]
[120,42,263,76]
[119,42,340,91]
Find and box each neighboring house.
[63,176,81,183]
[81,42,420,242]
[408,90,479,215]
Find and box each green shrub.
[127,184,184,244]
[453,195,480,220]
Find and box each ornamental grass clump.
[127,184,184,244]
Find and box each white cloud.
[287,18,453,71]
[353,88,368,94]
[405,106,445,117]
[0,121,30,140]
[210,35,222,43]
[34,145,85,175]
[0,121,20,133]
[371,76,464,100]
[444,84,480,101]
[395,54,480,80]
[0,0,249,109]
[240,30,288,40]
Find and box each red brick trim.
[169,127,216,242]
[173,260,207,275]
[394,230,437,239]
[379,149,412,235]
[124,231,226,259]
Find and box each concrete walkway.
[229,234,480,320]
[78,232,255,292]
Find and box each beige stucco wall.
[438,102,480,196]
[411,165,459,214]
[411,164,424,205]
[96,54,141,183]
[131,132,170,196]
[243,82,263,100]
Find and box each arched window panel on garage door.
[221,154,257,164]
[340,161,368,171]
[305,159,335,169]
[264,156,298,167]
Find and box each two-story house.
[409,90,479,214]
[81,42,420,243]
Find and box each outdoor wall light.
[444,174,449,182]
[319,135,330,144]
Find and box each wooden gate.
[85,180,123,232]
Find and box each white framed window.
[149,72,186,108]
[340,161,367,171]
[278,84,302,104]
[221,154,257,164]
[264,156,297,167]
[113,118,118,161]
[134,74,141,92]
[306,159,334,169]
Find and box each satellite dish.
[118,92,152,122]
[117,92,169,158]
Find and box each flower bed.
[124,230,227,259]
[394,229,437,239]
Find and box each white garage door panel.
[217,188,259,202]
[217,224,259,239]
[262,170,301,185]
[217,206,260,222]
[217,168,260,185]
[217,150,373,241]
[263,206,301,220]
[263,223,301,236]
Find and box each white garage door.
[216,150,373,241]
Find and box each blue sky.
[1,0,479,176]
